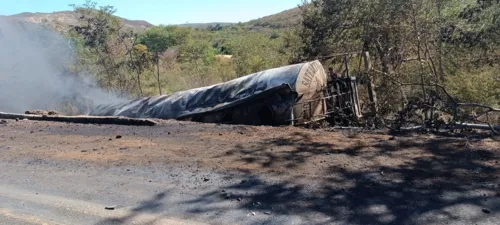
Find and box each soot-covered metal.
[90,60,359,126]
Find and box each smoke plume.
[0,18,124,115]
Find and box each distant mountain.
[177,7,303,31]
[178,23,235,29]
[246,7,302,29]
[3,6,302,33]
[5,11,153,33]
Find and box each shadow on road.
[95,192,168,225]
[97,132,500,225]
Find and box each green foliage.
[69,0,120,48]
[178,40,216,65]
[225,32,289,75]
[136,26,191,52]
[66,1,295,97]
[67,0,498,117]
[295,0,500,115]
[136,26,173,53]
[69,1,140,95]
[133,25,194,95]
[446,67,500,107]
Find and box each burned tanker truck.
[90,60,361,126]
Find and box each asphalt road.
[0,153,314,225]
[0,119,499,225]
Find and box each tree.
[70,1,120,89]
[70,0,145,95]
[136,26,173,95]
[69,0,148,96]
[293,0,500,116]
[135,25,193,95]
[227,32,289,76]
[131,43,152,94]
[178,40,216,86]
[70,1,119,49]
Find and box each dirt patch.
[1,119,500,225]
[1,119,498,178]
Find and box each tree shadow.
[95,192,168,225]
[181,132,500,224]
[94,132,499,225]
[230,132,338,169]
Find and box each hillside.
[177,6,304,31]
[178,22,235,29]
[6,11,153,33]
[246,7,302,29]
[3,6,302,34]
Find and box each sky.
[0,0,303,25]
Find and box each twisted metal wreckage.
[89,60,363,126]
[1,59,497,131]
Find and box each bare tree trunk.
[410,1,427,102]
[436,0,445,81]
[94,48,113,89]
[137,69,143,96]
[126,45,143,96]
[117,29,143,96]
[409,0,430,123]
[424,42,441,84]
[103,45,123,91]
[156,52,162,95]
[363,52,378,116]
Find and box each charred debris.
[87,53,498,136]
[2,53,498,136]
[88,60,363,128]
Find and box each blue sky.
[0,0,302,25]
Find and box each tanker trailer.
[90,60,328,126]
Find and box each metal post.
[350,77,362,119]
[344,55,350,78]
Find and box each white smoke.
[0,18,125,114]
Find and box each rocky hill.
[178,22,235,29]
[5,11,153,33]
[246,7,302,29]
[3,6,302,33]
